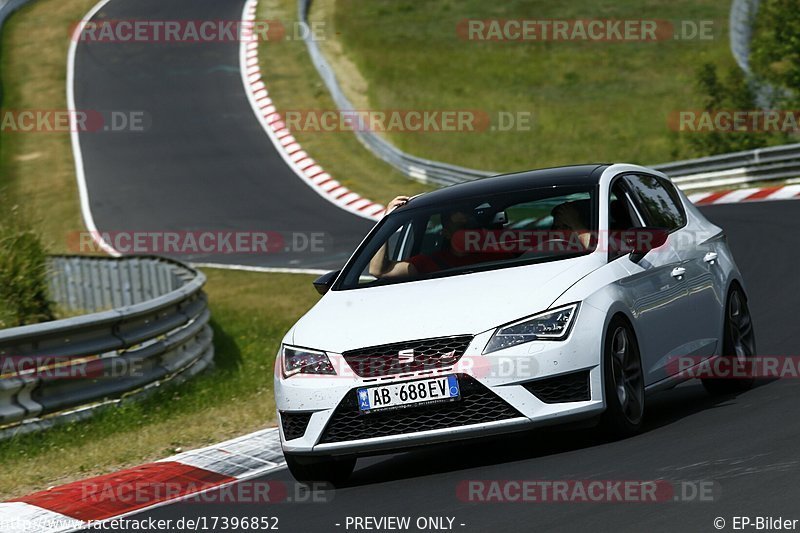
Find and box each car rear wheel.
[600,317,645,438]
[284,453,356,486]
[702,285,756,395]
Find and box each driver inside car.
[550,200,593,250]
[368,196,510,279]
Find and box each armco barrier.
[730,0,759,74]
[0,0,32,26]
[658,143,800,190]
[0,256,213,439]
[297,0,493,186]
[298,0,798,190]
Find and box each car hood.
[290,254,604,353]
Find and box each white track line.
[67,0,120,257]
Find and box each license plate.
[357,375,460,413]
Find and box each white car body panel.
[290,253,605,353]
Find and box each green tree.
[682,63,774,156]
[750,0,800,107]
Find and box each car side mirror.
[312,270,340,295]
[627,228,669,263]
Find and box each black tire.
[702,285,756,395]
[600,317,646,439]
[284,453,356,486]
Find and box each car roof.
[404,164,610,210]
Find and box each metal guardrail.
[299,0,799,191]
[0,256,213,439]
[657,143,800,190]
[0,0,32,26]
[297,0,493,186]
[730,0,759,73]
[730,0,777,107]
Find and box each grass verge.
[0,0,321,499]
[256,0,432,201]
[318,0,736,171]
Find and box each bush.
[0,204,54,328]
[679,63,788,157]
[678,0,800,159]
[751,0,800,107]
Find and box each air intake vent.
[280,412,312,440]
[523,370,591,403]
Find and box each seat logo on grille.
[398,348,415,363]
[397,348,459,364]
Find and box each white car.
[274,164,755,483]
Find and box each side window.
[608,181,643,261]
[625,174,686,231]
[609,181,642,231]
[385,225,407,261]
[417,214,443,255]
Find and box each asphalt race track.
[74,0,374,269]
[75,200,800,532]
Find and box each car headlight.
[281,345,336,377]
[483,303,579,354]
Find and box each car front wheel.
[600,317,645,439]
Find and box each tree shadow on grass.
[209,317,243,373]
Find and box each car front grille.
[341,335,473,378]
[523,370,591,403]
[318,374,523,444]
[280,411,313,440]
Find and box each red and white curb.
[240,0,384,221]
[687,184,800,206]
[0,428,284,532]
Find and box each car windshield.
[336,185,598,290]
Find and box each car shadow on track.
[642,377,777,432]
[342,378,777,488]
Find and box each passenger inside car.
[368,197,513,279]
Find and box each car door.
[611,175,697,385]
[660,179,723,358]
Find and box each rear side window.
[625,174,686,231]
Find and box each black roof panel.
[404,164,609,209]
